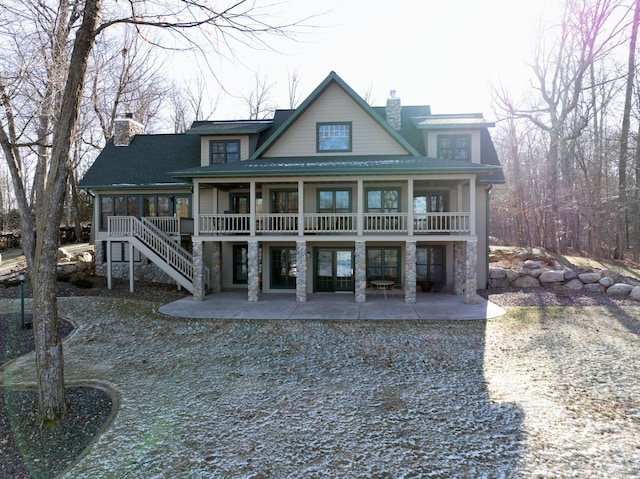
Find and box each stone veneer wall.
[489,260,640,301]
[355,241,367,303]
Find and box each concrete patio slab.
[158,291,506,321]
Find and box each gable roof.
[250,71,421,159]
[78,134,201,190]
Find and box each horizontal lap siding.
[263,83,408,157]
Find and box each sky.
[169,0,562,122]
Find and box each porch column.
[106,240,112,290]
[192,239,205,301]
[193,180,200,236]
[407,179,414,236]
[247,240,261,302]
[129,242,135,293]
[211,242,221,293]
[453,241,465,295]
[355,240,367,303]
[296,240,307,302]
[298,180,304,236]
[465,239,479,304]
[404,240,417,304]
[469,176,476,236]
[357,180,364,235]
[250,181,256,236]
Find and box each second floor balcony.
[197,211,471,236]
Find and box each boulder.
[523,260,542,269]
[489,267,506,279]
[578,272,601,284]
[511,276,541,288]
[505,269,520,282]
[529,269,543,279]
[565,279,584,290]
[606,283,634,296]
[564,270,578,281]
[598,277,614,288]
[630,286,640,301]
[539,271,566,283]
[490,277,510,288]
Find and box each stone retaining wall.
[489,259,640,301]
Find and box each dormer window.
[210,139,240,164]
[437,135,471,161]
[317,122,352,152]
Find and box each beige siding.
[423,129,481,163]
[200,136,250,166]
[263,83,408,157]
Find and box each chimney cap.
[389,89,397,98]
[124,112,134,119]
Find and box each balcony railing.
[198,212,470,235]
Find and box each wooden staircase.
[108,216,199,293]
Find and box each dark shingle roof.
[78,134,201,190]
[170,155,501,179]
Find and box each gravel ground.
[0,278,189,479]
[1,282,639,478]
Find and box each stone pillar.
[247,240,261,302]
[355,241,367,303]
[211,242,221,293]
[192,239,205,301]
[95,240,104,263]
[404,241,417,304]
[296,241,307,302]
[453,242,465,295]
[465,239,478,304]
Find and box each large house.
[79,71,504,304]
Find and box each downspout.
[485,184,493,289]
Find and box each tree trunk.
[33,0,102,426]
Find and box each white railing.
[145,217,180,235]
[197,212,471,235]
[364,213,408,233]
[413,213,470,233]
[303,213,356,233]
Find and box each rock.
[598,277,614,288]
[511,276,541,288]
[529,269,543,278]
[578,272,601,284]
[565,279,584,290]
[600,269,621,282]
[506,269,520,282]
[523,260,542,269]
[489,267,506,279]
[540,271,566,283]
[564,270,578,281]
[584,283,605,294]
[606,283,634,296]
[630,286,640,301]
[490,277,510,288]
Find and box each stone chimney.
[386,89,401,131]
[113,113,144,146]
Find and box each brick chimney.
[113,113,144,146]
[386,89,401,131]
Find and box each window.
[437,135,471,161]
[210,140,240,164]
[105,241,142,263]
[366,247,400,283]
[233,245,248,284]
[317,122,352,152]
[318,189,351,213]
[366,188,400,213]
[416,246,445,287]
[414,193,446,213]
[99,194,191,230]
[271,190,298,213]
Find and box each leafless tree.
[0,0,311,426]
[244,72,276,119]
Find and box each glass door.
[315,248,354,292]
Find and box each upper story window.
[210,140,240,164]
[437,135,471,161]
[318,189,351,213]
[317,122,352,152]
[366,188,400,213]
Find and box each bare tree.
[244,72,276,119]
[0,0,310,425]
[287,68,301,109]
